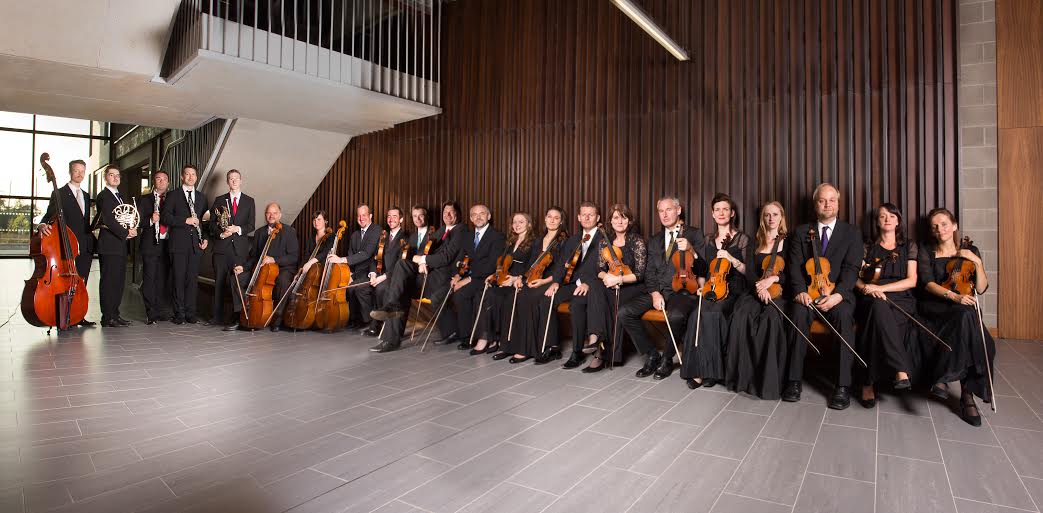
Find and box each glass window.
[35,115,91,135]
[0,131,34,196]
[33,134,90,197]
[0,111,34,130]
[0,197,35,256]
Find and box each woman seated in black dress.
[726,200,789,400]
[918,208,995,426]
[853,203,919,409]
[683,193,750,389]
[583,204,647,373]
[501,207,567,363]
[473,212,534,356]
[300,210,337,273]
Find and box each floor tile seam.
[927,389,963,513]
[785,404,826,513]
[804,470,875,486]
[981,416,1043,513]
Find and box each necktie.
[158,195,167,235]
[75,188,84,215]
[473,230,480,249]
[821,226,830,254]
[581,233,591,259]
[441,228,449,240]
[666,231,676,258]
[232,197,238,216]
[115,191,123,204]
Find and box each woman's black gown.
[588,233,647,363]
[855,241,921,386]
[503,237,564,357]
[726,245,789,399]
[476,242,531,344]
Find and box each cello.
[282,227,334,330]
[314,221,351,332]
[22,153,88,332]
[239,223,282,330]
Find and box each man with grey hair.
[229,202,299,332]
[450,204,505,351]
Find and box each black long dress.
[302,232,337,263]
[917,244,997,400]
[476,240,531,344]
[855,241,920,386]
[726,244,790,399]
[503,235,564,357]
[681,232,750,381]
[589,233,647,362]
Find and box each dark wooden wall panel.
[296,0,958,241]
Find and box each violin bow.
[410,273,429,344]
[660,305,682,363]
[768,299,820,355]
[806,302,867,367]
[467,281,491,347]
[881,297,952,351]
[421,287,455,352]
[506,286,519,343]
[973,289,997,412]
[540,288,557,354]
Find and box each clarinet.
[186,190,203,245]
[153,190,161,245]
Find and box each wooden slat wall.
[295,0,958,241]
[997,0,1043,340]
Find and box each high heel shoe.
[509,355,531,364]
[687,378,703,390]
[930,383,949,400]
[469,344,488,356]
[960,394,982,427]
[581,356,605,373]
[859,386,877,409]
[580,341,600,355]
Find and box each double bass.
[239,223,282,330]
[282,227,334,330]
[314,221,351,332]
[22,153,88,332]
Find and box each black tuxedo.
[619,225,709,360]
[785,220,863,387]
[40,184,94,281]
[161,187,208,320]
[345,224,382,325]
[452,225,506,344]
[233,224,299,313]
[137,192,171,319]
[207,192,256,322]
[94,188,131,323]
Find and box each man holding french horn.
[206,169,255,328]
[94,165,138,327]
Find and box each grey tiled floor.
[1,260,1042,513]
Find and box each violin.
[314,221,351,331]
[700,234,733,301]
[21,153,89,331]
[282,227,333,330]
[240,223,282,330]
[805,227,835,302]
[456,255,472,277]
[669,227,699,295]
[859,248,899,284]
[758,235,785,299]
[374,230,388,274]
[490,245,514,286]
[562,233,591,284]
[525,231,567,285]
[940,236,977,296]
[598,223,633,282]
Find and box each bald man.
[450,204,506,350]
[227,202,299,332]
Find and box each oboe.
[153,190,161,245]
[186,190,203,245]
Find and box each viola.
[21,153,88,331]
[562,233,590,285]
[941,236,977,296]
[598,223,633,281]
[240,223,282,330]
[859,249,899,285]
[758,235,785,299]
[282,227,333,330]
[374,230,388,274]
[315,221,351,331]
[700,234,733,301]
[669,227,699,295]
[805,227,835,302]
[524,231,566,284]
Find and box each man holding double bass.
[229,202,298,332]
[37,159,96,327]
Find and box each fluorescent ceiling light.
[610,0,689,61]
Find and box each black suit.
[207,192,256,322]
[137,192,171,320]
[785,221,863,387]
[376,226,433,345]
[161,187,209,320]
[344,224,383,325]
[94,188,132,323]
[234,224,299,313]
[549,229,607,355]
[40,184,94,281]
[617,225,708,360]
[453,225,506,344]
[371,228,410,323]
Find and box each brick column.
[958,0,998,328]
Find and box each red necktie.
[158,195,167,235]
[232,197,238,216]
[441,228,448,240]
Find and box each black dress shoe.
[562,352,585,369]
[101,319,123,328]
[77,319,97,327]
[369,308,403,321]
[469,346,488,356]
[116,317,131,326]
[433,332,458,345]
[782,381,802,402]
[960,395,982,427]
[509,355,531,364]
[829,386,851,410]
[929,383,949,400]
[172,317,185,325]
[185,317,198,324]
[893,378,911,390]
[145,318,158,325]
[859,396,877,409]
[534,347,561,365]
[687,379,703,389]
[635,353,662,378]
[457,340,472,350]
[652,358,674,380]
[370,340,400,353]
[363,328,380,337]
[492,352,511,361]
[222,323,240,332]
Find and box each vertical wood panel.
[295,0,958,243]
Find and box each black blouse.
[303,232,337,262]
[525,232,566,280]
[503,238,532,276]
[863,240,917,286]
[597,232,647,282]
[705,231,751,292]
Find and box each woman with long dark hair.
[476,212,535,356]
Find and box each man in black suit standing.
[342,204,382,333]
[232,202,299,331]
[138,171,171,324]
[161,164,209,324]
[365,206,409,351]
[784,183,864,410]
[206,169,255,328]
[452,204,506,350]
[38,159,96,327]
[94,165,138,327]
